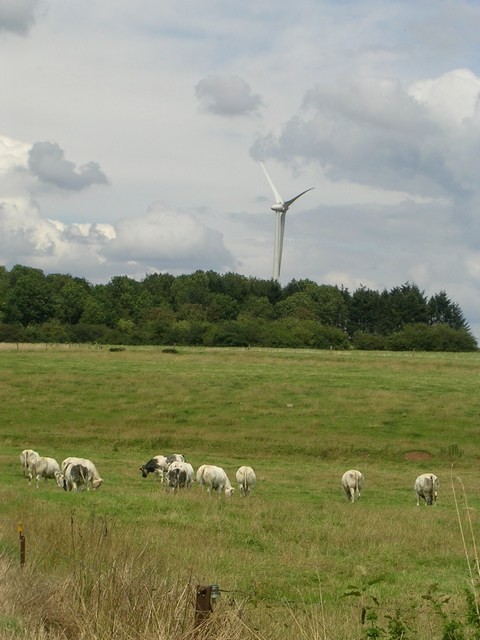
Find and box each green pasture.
[1,344,480,636]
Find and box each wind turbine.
[260,162,314,281]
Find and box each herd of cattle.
[19,449,440,505]
[19,449,256,497]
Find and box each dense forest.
[0,264,476,351]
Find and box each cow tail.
[242,470,247,494]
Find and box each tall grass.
[1,345,480,637]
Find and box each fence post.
[194,584,213,632]
[194,584,220,636]
[18,522,25,567]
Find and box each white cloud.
[0,135,29,172]
[252,67,480,206]
[0,182,235,281]
[408,68,480,126]
[103,202,236,272]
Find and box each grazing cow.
[166,461,194,490]
[140,454,186,482]
[236,466,256,496]
[28,456,61,489]
[200,465,234,497]
[140,456,166,480]
[342,469,364,502]
[415,473,439,506]
[63,464,90,492]
[20,449,39,477]
[166,463,188,491]
[61,457,103,490]
[196,464,207,485]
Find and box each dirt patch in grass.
[404,450,433,461]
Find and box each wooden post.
[194,584,213,631]
[18,522,25,567]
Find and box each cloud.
[103,202,236,272]
[0,195,235,281]
[0,198,112,273]
[251,69,480,202]
[408,68,480,126]
[195,75,262,116]
[0,0,42,35]
[28,141,109,191]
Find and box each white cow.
[28,456,61,489]
[236,466,256,496]
[61,457,103,490]
[342,469,364,502]
[415,473,439,506]
[62,463,90,491]
[200,465,234,497]
[20,449,39,477]
[196,464,207,485]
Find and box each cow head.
[92,477,103,489]
[54,470,64,489]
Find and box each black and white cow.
[140,454,186,481]
[139,456,165,479]
[63,464,90,491]
[166,461,188,491]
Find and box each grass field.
[1,344,480,639]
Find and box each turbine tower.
[260,162,314,281]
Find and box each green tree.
[205,293,240,322]
[348,286,385,336]
[303,283,349,328]
[428,291,470,330]
[141,272,175,306]
[0,265,9,322]
[5,265,55,325]
[249,277,282,304]
[47,273,91,324]
[387,323,477,352]
[171,271,212,308]
[274,291,317,320]
[240,295,275,319]
[384,283,429,332]
[220,272,252,302]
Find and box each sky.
[2,1,480,339]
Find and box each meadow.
[1,344,480,639]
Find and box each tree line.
[0,264,476,351]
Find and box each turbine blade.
[260,162,284,205]
[283,187,314,209]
